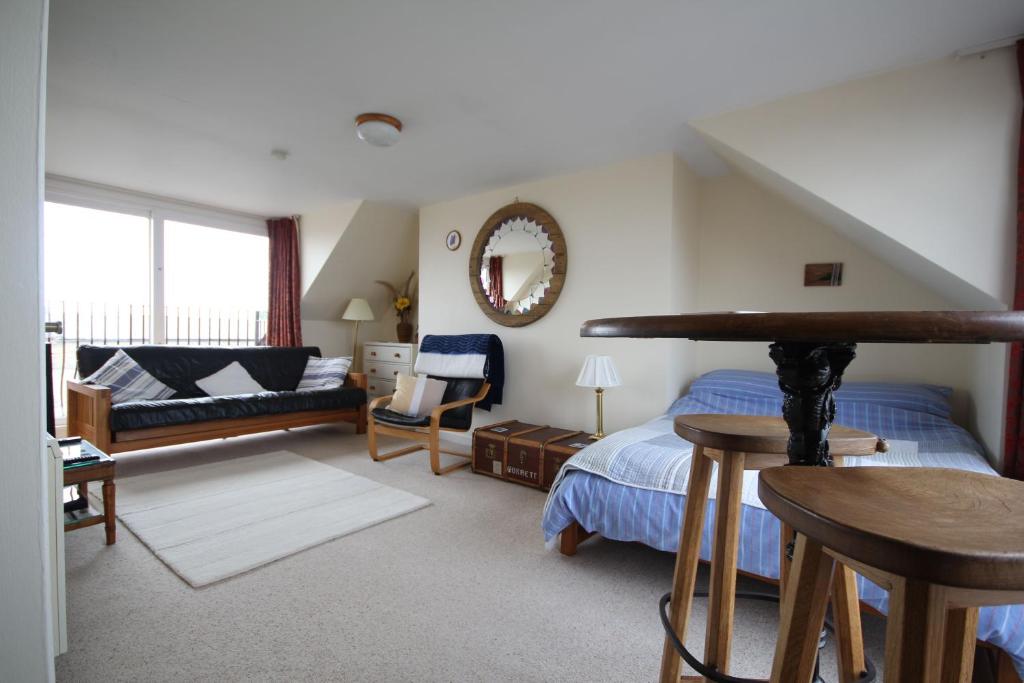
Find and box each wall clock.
[446,230,462,251]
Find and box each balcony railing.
[46,301,267,420]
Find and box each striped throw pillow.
[390,374,448,418]
[81,349,176,405]
[295,356,352,392]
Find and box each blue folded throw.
[414,334,504,410]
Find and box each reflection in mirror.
[479,218,555,315]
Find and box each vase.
[396,321,413,343]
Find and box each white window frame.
[44,174,267,343]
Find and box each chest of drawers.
[362,341,417,398]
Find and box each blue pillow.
[684,369,952,419]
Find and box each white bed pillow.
[81,349,176,405]
[195,361,266,397]
[389,374,448,418]
[295,356,352,392]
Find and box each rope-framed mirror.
[468,202,567,327]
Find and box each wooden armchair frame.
[367,382,491,475]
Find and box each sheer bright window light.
[355,113,402,147]
[576,355,621,439]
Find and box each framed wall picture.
[804,262,843,287]
[446,230,462,251]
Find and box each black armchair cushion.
[372,376,484,431]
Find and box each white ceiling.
[46,0,1024,216]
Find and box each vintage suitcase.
[541,433,593,490]
[471,421,545,479]
[505,427,583,489]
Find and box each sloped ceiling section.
[692,51,1021,310]
[301,201,419,322]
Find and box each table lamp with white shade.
[576,355,621,439]
[342,298,374,367]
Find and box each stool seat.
[675,414,884,456]
[760,466,1024,592]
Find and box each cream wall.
[300,202,419,364]
[696,174,978,429]
[1,0,53,680]
[694,51,1021,310]
[419,155,696,437]
[419,157,1003,462]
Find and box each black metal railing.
[45,301,266,419]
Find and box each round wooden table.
[582,311,1024,467]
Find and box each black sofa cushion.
[110,387,366,432]
[372,377,483,431]
[78,345,323,398]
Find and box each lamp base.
[590,387,605,440]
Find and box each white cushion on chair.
[389,374,448,418]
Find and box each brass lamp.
[576,355,621,439]
[342,298,374,369]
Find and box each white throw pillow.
[82,349,176,405]
[389,374,448,418]
[295,356,352,392]
[195,361,266,397]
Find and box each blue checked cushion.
[295,356,351,392]
[81,349,176,405]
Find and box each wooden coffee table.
[582,311,1024,467]
[62,440,116,545]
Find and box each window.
[43,180,268,419]
[163,220,269,345]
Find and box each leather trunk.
[471,421,544,479]
[542,433,593,490]
[505,427,582,489]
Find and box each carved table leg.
[768,342,857,467]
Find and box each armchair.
[367,378,491,475]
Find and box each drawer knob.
[370,368,376,374]
[370,351,377,357]
[394,352,401,358]
[393,370,399,376]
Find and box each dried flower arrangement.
[376,271,417,342]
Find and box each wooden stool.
[661,414,882,683]
[761,467,1024,683]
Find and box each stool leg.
[885,578,948,683]
[771,533,835,683]
[660,445,714,683]
[779,520,793,618]
[831,563,866,683]
[704,451,746,680]
[940,607,978,683]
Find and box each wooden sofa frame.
[66,373,368,454]
[558,520,1022,682]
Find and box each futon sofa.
[66,345,367,453]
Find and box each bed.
[542,369,1024,678]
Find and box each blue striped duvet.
[541,370,1024,674]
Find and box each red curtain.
[1004,40,1024,479]
[489,256,506,309]
[266,216,303,347]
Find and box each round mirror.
[469,202,566,327]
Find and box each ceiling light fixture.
[355,113,403,147]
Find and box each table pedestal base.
[769,342,857,467]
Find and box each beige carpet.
[57,426,889,681]
[108,450,430,587]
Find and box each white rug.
[107,450,431,587]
